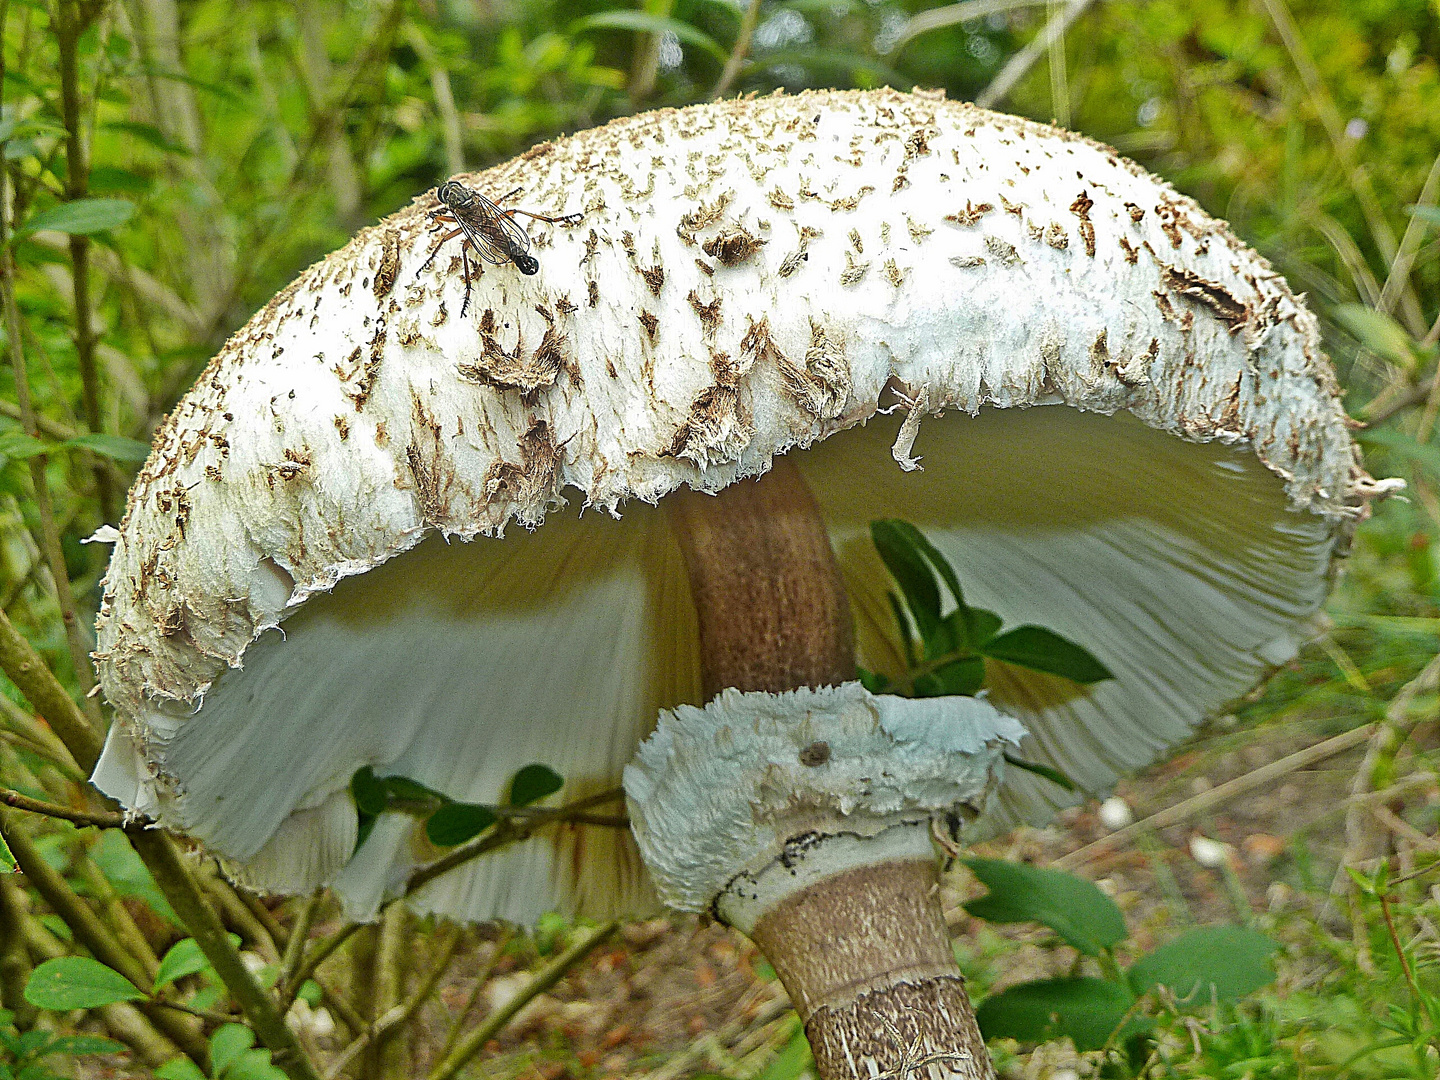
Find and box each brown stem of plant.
[324,922,463,1080]
[403,788,626,895]
[427,922,616,1080]
[16,878,184,1068]
[54,0,118,522]
[0,79,102,720]
[0,809,212,1066]
[0,784,125,827]
[0,609,105,771]
[712,0,762,99]
[127,826,324,1080]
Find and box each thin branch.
[887,0,1049,55]
[426,922,616,1080]
[54,0,117,521]
[0,784,125,827]
[404,789,626,896]
[0,609,106,771]
[127,827,324,1080]
[711,0,762,99]
[437,927,512,1063]
[975,0,1098,109]
[0,809,212,1065]
[0,95,102,719]
[323,922,464,1080]
[1256,0,1427,338]
[279,889,325,998]
[1053,720,1385,869]
[283,922,362,1008]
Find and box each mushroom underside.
[95,403,1335,923]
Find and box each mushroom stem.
[666,455,855,697]
[664,457,994,1080]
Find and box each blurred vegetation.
[0,0,1438,1077]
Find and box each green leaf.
[963,607,1003,649]
[1128,927,1279,1006]
[381,775,442,802]
[209,1024,255,1076]
[0,432,51,461]
[425,802,497,846]
[1003,754,1079,792]
[569,11,728,62]
[924,657,985,697]
[963,858,1127,956]
[856,666,890,693]
[99,120,191,156]
[23,958,146,1010]
[981,626,1113,684]
[1334,304,1418,368]
[870,520,941,641]
[1407,204,1440,227]
[0,831,14,874]
[225,1048,287,1080]
[91,830,180,925]
[14,198,135,240]
[976,977,1138,1051]
[509,763,563,806]
[63,432,151,463]
[754,1026,811,1080]
[155,1059,206,1080]
[40,1035,127,1057]
[350,767,386,816]
[154,934,238,991]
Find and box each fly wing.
[495,211,532,258]
[452,205,511,267]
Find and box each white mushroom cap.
[94,88,1371,924]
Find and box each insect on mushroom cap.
[92,88,1376,926]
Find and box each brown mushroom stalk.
[656,460,993,1079]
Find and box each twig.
[0,692,85,779]
[711,0,762,99]
[1331,653,1440,900]
[1256,0,1426,337]
[886,0,1049,56]
[1378,148,1440,319]
[0,609,105,772]
[1372,803,1440,852]
[280,890,325,998]
[0,397,75,440]
[404,789,625,895]
[0,784,124,826]
[1053,721,1384,869]
[323,922,464,1080]
[0,809,211,1065]
[127,827,324,1080]
[403,24,463,178]
[426,922,617,1080]
[284,922,362,1008]
[0,84,102,718]
[975,0,1098,109]
[437,926,512,1062]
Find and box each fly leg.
[418,222,464,275]
[503,207,584,227]
[458,241,477,317]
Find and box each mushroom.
[93,89,1378,1079]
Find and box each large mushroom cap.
[95,88,1369,924]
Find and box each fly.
[417,180,583,315]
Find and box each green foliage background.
[0,0,1438,1078]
